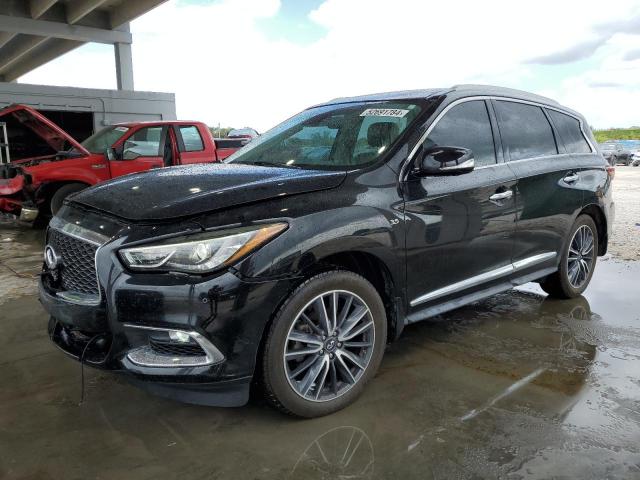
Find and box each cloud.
[594,13,640,36]
[527,37,608,65]
[623,48,640,61]
[528,12,640,65]
[588,81,623,88]
[16,0,640,130]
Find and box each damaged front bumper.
[0,175,35,218]
[37,208,298,407]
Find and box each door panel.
[404,165,518,310]
[492,100,583,268]
[176,125,211,165]
[109,126,165,177]
[508,156,583,264]
[402,99,517,314]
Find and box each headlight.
[119,223,287,273]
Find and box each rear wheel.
[262,270,387,417]
[540,215,598,299]
[50,183,86,216]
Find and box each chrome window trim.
[402,95,595,179]
[410,251,556,307]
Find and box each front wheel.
[50,183,87,216]
[540,215,598,299]
[262,271,387,417]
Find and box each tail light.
[606,165,615,180]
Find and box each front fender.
[234,205,405,294]
[24,154,107,186]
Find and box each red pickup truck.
[0,104,247,221]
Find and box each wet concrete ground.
[2,172,640,478]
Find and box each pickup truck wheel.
[261,271,387,418]
[540,215,598,299]
[50,183,86,215]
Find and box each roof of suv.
[321,84,562,109]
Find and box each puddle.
[1,219,640,479]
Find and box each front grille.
[149,338,206,357]
[48,229,99,296]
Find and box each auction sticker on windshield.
[360,108,409,118]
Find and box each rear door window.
[425,100,497,167]
[179,125,204,152]
[494,101,558,161]
[122,126,163,159]
[547,110,592,154]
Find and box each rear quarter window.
[547,110,592,154]
[179,125,204,152]
[495,101,558,161]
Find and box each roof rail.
[451,84,560,106]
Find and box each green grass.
[592,128,640,143]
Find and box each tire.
[540,215,598,299]
[50,183,86,215]
[262,270,387,418]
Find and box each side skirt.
[404,266,557,325]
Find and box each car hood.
[0,104,89,157]
[71,163,346,221]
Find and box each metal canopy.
[0,0,167,88]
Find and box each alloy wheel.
[284,290,375,402]
[567,225,595,289]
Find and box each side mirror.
[415,146,475,176]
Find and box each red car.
[0,104,246,221]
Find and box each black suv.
[40,85,614,417]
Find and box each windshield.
[81,126,130,154]
[601,143,617,150]
[225,101,423,170]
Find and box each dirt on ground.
[608,167,640,261]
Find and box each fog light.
[168,330,191,343]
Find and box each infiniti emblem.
[324,338,337,352]
[44,245,60,270]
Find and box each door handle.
[489,190,513,202]
[563,174,579,184]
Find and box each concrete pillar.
[114,41,133,90]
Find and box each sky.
[18,0,640,131]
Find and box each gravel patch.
[608,167,640,261]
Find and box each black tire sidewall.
[50,183,86,215]
[558,215,598,297]
[263,270,387,418]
